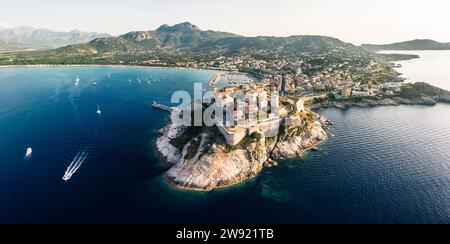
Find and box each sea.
[0,59,449,223]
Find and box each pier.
[152,102,174,112]
[208,73,221,86]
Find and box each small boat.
[25,147,33,158]
[311,147,319,151]
[96,106,102,115]
[75,76,80,86]
[93,81,98,86]
[63,150,88,182]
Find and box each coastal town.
[154,48,444,151]
[183,54,405,147]
[153,51,450,191]
[195,69,401,147]
[146,47,408,107]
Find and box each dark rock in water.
[438,94,450,103]
[419,97,437,106]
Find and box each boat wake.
[63,150,89,182]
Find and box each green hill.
[10,22,367,56]
[361,39,450,51]
[195,35,363,55]
[1,22,379,66]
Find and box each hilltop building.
[210,84,305,145]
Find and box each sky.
[1,0,450,45]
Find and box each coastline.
[0,64,229,74]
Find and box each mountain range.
[2,23,450,55]
[0,26,110,52]
[361,39,450,51]
[36,22,365,57]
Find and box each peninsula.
[156,83,331,191]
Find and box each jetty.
[208,73,221,86]
[152,102,174,112]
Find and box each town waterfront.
[0,65,449,224]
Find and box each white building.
[352,91,371,97]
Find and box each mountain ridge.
[37,22,366,57]
[119,22,239,50]
[361,39,450,51]
[0,26,111,51]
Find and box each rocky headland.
[157,110,331,191]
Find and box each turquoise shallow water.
[0,66,449,224]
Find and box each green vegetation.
[0,22,380,72]
[170,126,202,151]
[225,132,263,153]
[250,132,263,141]
[399,82,450,99]
[379,53,420,61]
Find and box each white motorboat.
[25,147,33,158]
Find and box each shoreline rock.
[156,121,183,164]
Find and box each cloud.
[0,22,8,28]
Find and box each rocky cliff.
[157,111,330,191]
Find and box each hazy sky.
[1,0,449,45]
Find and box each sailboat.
[75,76,80,86]
[96,105,102,115]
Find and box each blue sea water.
[0,66,449,224]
